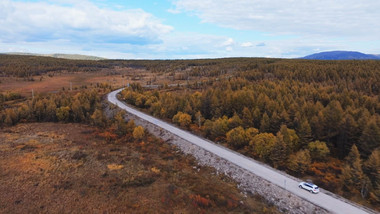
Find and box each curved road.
[108,88,370,214]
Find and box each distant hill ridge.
[4,52,106,61]
[302,51,380,60]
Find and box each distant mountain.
[302,51,380,60]
[4,52,106,60]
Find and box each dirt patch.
[0,123,279,213]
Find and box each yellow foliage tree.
[287,149,311,175]
[250,133,277,161]
[133,126,145,140]
[307,140,330,161]
[172,111,192,128]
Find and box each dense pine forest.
[1,55,379,209]
[119,58,380,207]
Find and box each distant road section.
[108,88,370,214]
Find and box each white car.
[299,182,319,194]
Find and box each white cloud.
[0,0,173,45]
[221,38,234,46]
[0,33,363,59]
[153,33,237,58]
[167,8,181,14]
[241,42,253,47]
[226,46,233,52]
[173,0,380,39]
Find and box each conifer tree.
[287,149,311,175]
[271,133,288,169]
[307,141,330,162]
[359,117,380,158]
[323,100,343,142]
[242,107,254,128]
[259,112,270,133]
[341,145,366,194]
[298,119,313,147]
[337,114,358,158]
[364,149,380,195]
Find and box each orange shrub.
[189,194,211,208]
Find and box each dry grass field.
[0,71,134,97]
[0,123,279,213]
[0,65,208,98]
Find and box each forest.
[1,55,379,210]
[0,55,283,213]
[118,58,380,208]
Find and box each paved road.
[108,88,371,214]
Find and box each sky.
[1,0,380,59]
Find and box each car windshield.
[314,187,319,189]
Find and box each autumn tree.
[323,100,343,143]
[269,111,281,133]
[259,113,270,133]
[337,113,358,158]
[340,145,366,194]
[56,106,70,122]
[207,116,229,140]
[195,111,204,127]
[307,141,330,162]
[133,126,145,140]
[114,111,127,136]
[245,127,259,142]
[297,119,312,147]
[271,133,288,169]
[279,125,300,153]
[310,112,325,141]
[364,149,380,204]
[126,120,136,133]
[34,99,45,121]
[250,133,276,162]
[226,126,248,149]
[359,117,380,158]
[364,149,380,188]
[4,108,17,126]
[45,99,57,121]
[71,98,85,122]
[287,149,311,175]
[172,112,192,128]
[242,107,254,128]
[17,103,31,122]
[91,109,107,128]
[228,113,243,129]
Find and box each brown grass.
[0,123,279,213]
[0,66,211,97]
[0,71,130,96]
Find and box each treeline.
[0,55,107,77]
[0,85,147,141]
[0,89,107,126]
[121,76,380,206]
[3,55,380,97]
[0,92,23,103]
